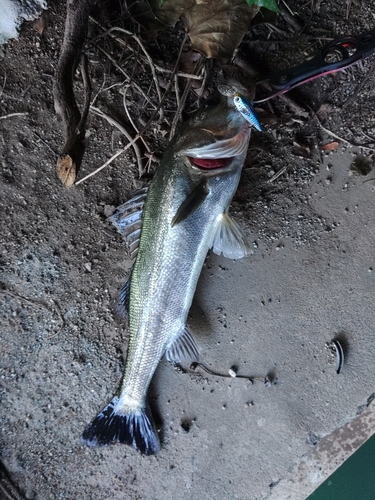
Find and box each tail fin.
[82,397,160,455]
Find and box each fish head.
[173,81,256,176]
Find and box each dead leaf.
[179,49,202,74]
[57,155,76,188]
[33,12,48,35]
[321,141,339,151]
[129,0,258,58]
[181,0,258,58]
[128,0,195,31]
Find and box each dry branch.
[53,0,95,187]
[90,106,145,177]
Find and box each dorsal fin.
[210,212,252,259]
[109,188,148,260]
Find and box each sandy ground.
[1,1,375,499]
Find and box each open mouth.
[183,127,250,171]
[187,156,233,170]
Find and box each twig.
[0,112,28,120]
[346,0,352,19]
[94,44,157,111]
[313,112,375,152]
[90,20,165,121]
[278,93,309,118]
[169,78,193,139]
[265,22,289,36]
[190,362,271,386]
[111,27,163,121]
[90,105,144,176]
[122,32,189,136]
[174,74,181,113]
[90,71,106,107]
[75,147,131,185]
[361,130,375,143]
[155,67,203,80]
[91,80,124,107]
[250,37,333,44]
[280,0,297,16]
[267,165,288,183]
[197,63,208,99]
[169,55,204,140]
[89,18,203,82]
[315,118,350,144]
[122,85,152,155]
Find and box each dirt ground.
[1,1,375,499]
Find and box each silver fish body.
[82,84,256,454]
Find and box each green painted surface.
[307,433,375,500]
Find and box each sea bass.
[82,82,259,455]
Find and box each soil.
[1,1,375,499]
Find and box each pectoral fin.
[165,327,199,363]
[171,180,210,227]
[210,212,252,259]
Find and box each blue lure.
[233,93,262,132]
[218,84,262,132]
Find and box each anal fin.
[165,327,199,363]
[210,212,252,259]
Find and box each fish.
[81,81,258,455]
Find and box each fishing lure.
[218,84,262,132]
[233,93,262,132]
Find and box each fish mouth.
[187,157,233,170]
[182,126,250,172]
